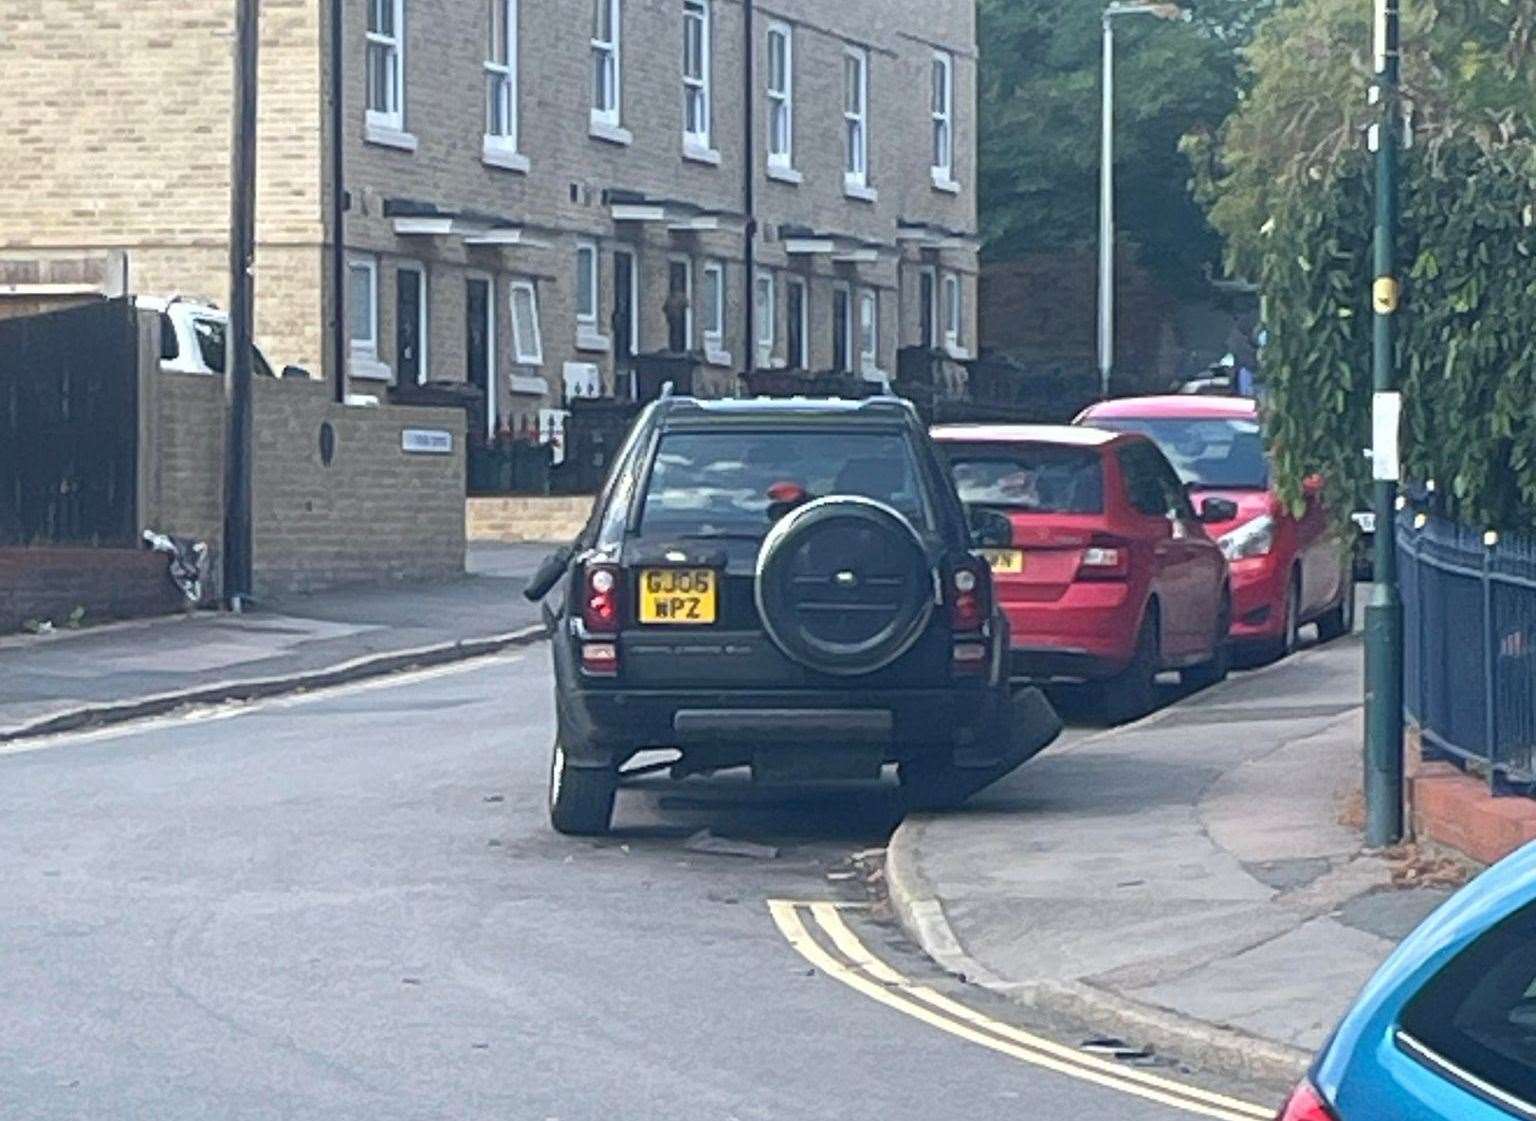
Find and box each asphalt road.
[2,650,1239,1121]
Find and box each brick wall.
[250,381,465,596]
[148,375,466,597]
[466,496,595,544]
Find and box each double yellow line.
[767,900,1272,1121]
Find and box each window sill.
[508,373,549,395]
[683,141,722,166]
[756,346,776,368]
[767,163,802,185]
[365,121,418,152]
[589,117,633,146]
[348,355,394,381]
[931,172,962,194]
[575,329,611,353]
[704,344,732,368]
[944,342,972,361]
[843,180,878,204]
[860,366,890,385]
[482,140,530,173]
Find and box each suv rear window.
[941,443,1103,514]
[639,430,930,536]
[1399,901,1536,1113]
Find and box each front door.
[667,261,690,353]
[613,251,636,398]
[833,288,850,372]
[919,270,936,349]
[466,277,492,436]
[397,267,423,385]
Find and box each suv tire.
[548,739,617,836]
[756,497,935,676]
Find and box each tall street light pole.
[1097,2,1188,401]
[223,0,260,611]
[1365,0,1404,847]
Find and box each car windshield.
[940,443,1103,514]
[639,429,930,536]
[1089,416,1268,489]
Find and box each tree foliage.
[1193,0,1536,525]
[976,0,1251,293]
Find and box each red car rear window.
[940,443,1103,514]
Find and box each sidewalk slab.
[888,635,1454,1087]
[0,543,552,740]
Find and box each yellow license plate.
[638,568,717,624]
[979,549,1025,574]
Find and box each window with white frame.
[576,242,599,330]
[509,280,543,365]
[859,289,878,371]
[591,0,621,128]
[348,257,378,360]
[843,46,869,187]
[683,0,712,151]
[766,22,793,169]
[702,261,725,355]
[932,51,954,183]
[366,0,406,132]
[755,271,775,362]
[943,273,963,351]
[485,0,518,153]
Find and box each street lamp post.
[1097,2,1187,401]
[1364,0,1405,846]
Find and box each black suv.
[524,396,1061,835]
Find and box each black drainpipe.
[329,0,347,404]
[741,0,757,385]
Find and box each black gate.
[0,300,140,546]
[554,398,642,495]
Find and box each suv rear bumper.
[557,684,1043,770]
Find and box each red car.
[933,425,1233,722]
[1074,396,1354,659]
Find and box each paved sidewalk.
[0,543,553,740]
[887,635,1457,1087]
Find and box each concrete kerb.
[884,816,1314,1089]
[0,623,548,745]
[883,641,1355,1089]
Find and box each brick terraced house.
[0,0,978,439]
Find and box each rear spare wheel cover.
[755,496,935,676]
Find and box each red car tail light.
[582,564,621,633]
[1275,1081,1340,1121]
[948,560,990,633]
[1077,536,1131,581]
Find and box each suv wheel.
[548,740,617,836]
[1101,611,1159,724]
[756,497,935,676]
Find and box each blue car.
[1279,840,1536,1119]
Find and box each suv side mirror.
[968,507,1013,548]
[523,546,574,603]
[1199,497,1239,524]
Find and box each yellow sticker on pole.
[1373,277,1400,314]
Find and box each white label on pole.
[1373,0,1388,73]
[1372,391,1402,481]
[402,428,453,455]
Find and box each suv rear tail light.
[582,564,621,634]
[1077,537,1131,581]
[1276,1081,1340,1121]
[948,560,990,634]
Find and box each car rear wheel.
[756,497,935,677]
[548,739,617,836]
[1181,592,1231,690]
[1316,571,1356,642]
[1100,610,1159,724]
